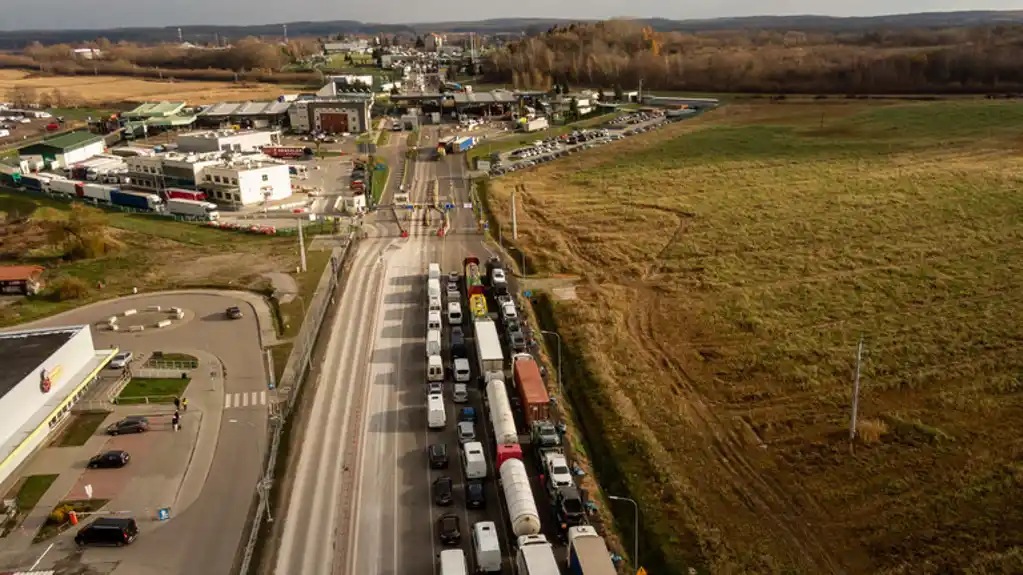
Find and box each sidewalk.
[0,351,223,559]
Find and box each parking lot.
[486,110,672,176]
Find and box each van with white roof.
[471,521,502,572]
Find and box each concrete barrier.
[174,311,185,320]
[107,316,118,325]
[123,309,137,316]
[109,325,120,332]
[155,319,172,328]
[128,325,145,332]
[147,305,162,312]
[169,307,182,314]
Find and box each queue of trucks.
[456,254,619,575]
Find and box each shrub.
[47,503,74,525]
[48,276,89,302]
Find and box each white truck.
[500,458,541,536]
[566,526,617,575]
[515,534,560,575]
[82,183,117,203]
[166,198,219,221]
[428,262,441,280]
[524,117,549,133]
[428,278,442,300]
[473,317,504,379]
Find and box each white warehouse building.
[0,326,117,489]
[175,129,281,154]
[200,159,292,206]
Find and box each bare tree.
[7,86,38,108]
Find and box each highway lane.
[274,236,394,575]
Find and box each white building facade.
[201,161,292,206]
[0,326,116,489]
[175,130,280,154]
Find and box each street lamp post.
[608,495,639,568]
[540,330,563,399]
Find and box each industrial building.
[121,101,197,137]
[287,97,373,134]
[200,159,292,206]
[18,131,106,171]
[0,326,117,489]
[197,101,293,129]
[124,151,223,192]
[175,129,280,154]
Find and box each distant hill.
[2,11,1023,49]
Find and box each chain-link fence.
[238,231,358,575]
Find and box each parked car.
[465,480,486,509]
[437,513,461,545]
[106,416,149,435]
[433,476,454,506]
[226,306,243,319]
[428,443,449,469]
[88,450,131,469]
[508,330,528,353]
[428,382,443,396]
[108,352,133,369]
[447,271,459,283]
[459,407,476,423]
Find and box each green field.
[117,377,191,403]
[488,99,1023,575]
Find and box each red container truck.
[513,355,550,425]
[166,188,207,202]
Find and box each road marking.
[224,392,267,410]
[29,542,54,570]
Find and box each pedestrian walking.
[171,413,180,432]
[173,397,181,410]
[182,398,188,411]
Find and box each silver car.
[457,421,476,443]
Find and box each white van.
[471,521,502,573]
[448,301,463,325]
[428,262,441,281]
[428,354,444,381]
[462,441,487,479]
[429,295,442,312]
[438,549,467,575]
[427,330,442,356]
[427,310,442,331]
[428,278,441,299]
[428,393,446,429]
[453,358,471,382]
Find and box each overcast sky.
[2,0,1020,31]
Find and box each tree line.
[482,20,1023,94]
[0,37,321,85]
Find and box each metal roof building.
[0,326,117,489]
[18,131,107,170]
[198,101,293,128]
[123,101,187,119]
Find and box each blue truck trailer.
[454,136,474,153]
[110,190,161,211]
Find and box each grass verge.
[371,161,390,204]
[117,377,190,404]
[1,474,60,537]
[54,412,110,447]
[275,249,333,339]
[34,499,109,543]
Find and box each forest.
[482,20,1023,94]
[0,38,321,84]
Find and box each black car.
[88,450,130,469]
[106,416,149,435]
[450,326,465,349]
[428,443,449,469]
[507,330,528,353]
[465,480,486,509]
[74,517,138,547]
[433,476,454,506]
[226,306,243,319]
[437,513,461,545]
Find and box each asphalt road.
[9,293,270,575]
[273,128,507,575]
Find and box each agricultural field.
[0,191,325,327]
[487,99,1023,575]
[0,69,301,106]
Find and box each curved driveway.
[5,290,274,575]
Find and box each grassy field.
[0,70,301,106]
[0,191,316,327]
[117,377,191,403]
[487,100,1023,575]
[54,412,110,447]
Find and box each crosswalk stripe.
[224,391,268,410]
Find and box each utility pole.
[511,185,518,239]
[297,216,307,272]
[283,24,288,44]
[849,336,864,441]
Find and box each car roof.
[430,443,446,453]
[89,517,136,527]
[121,416,147,422]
